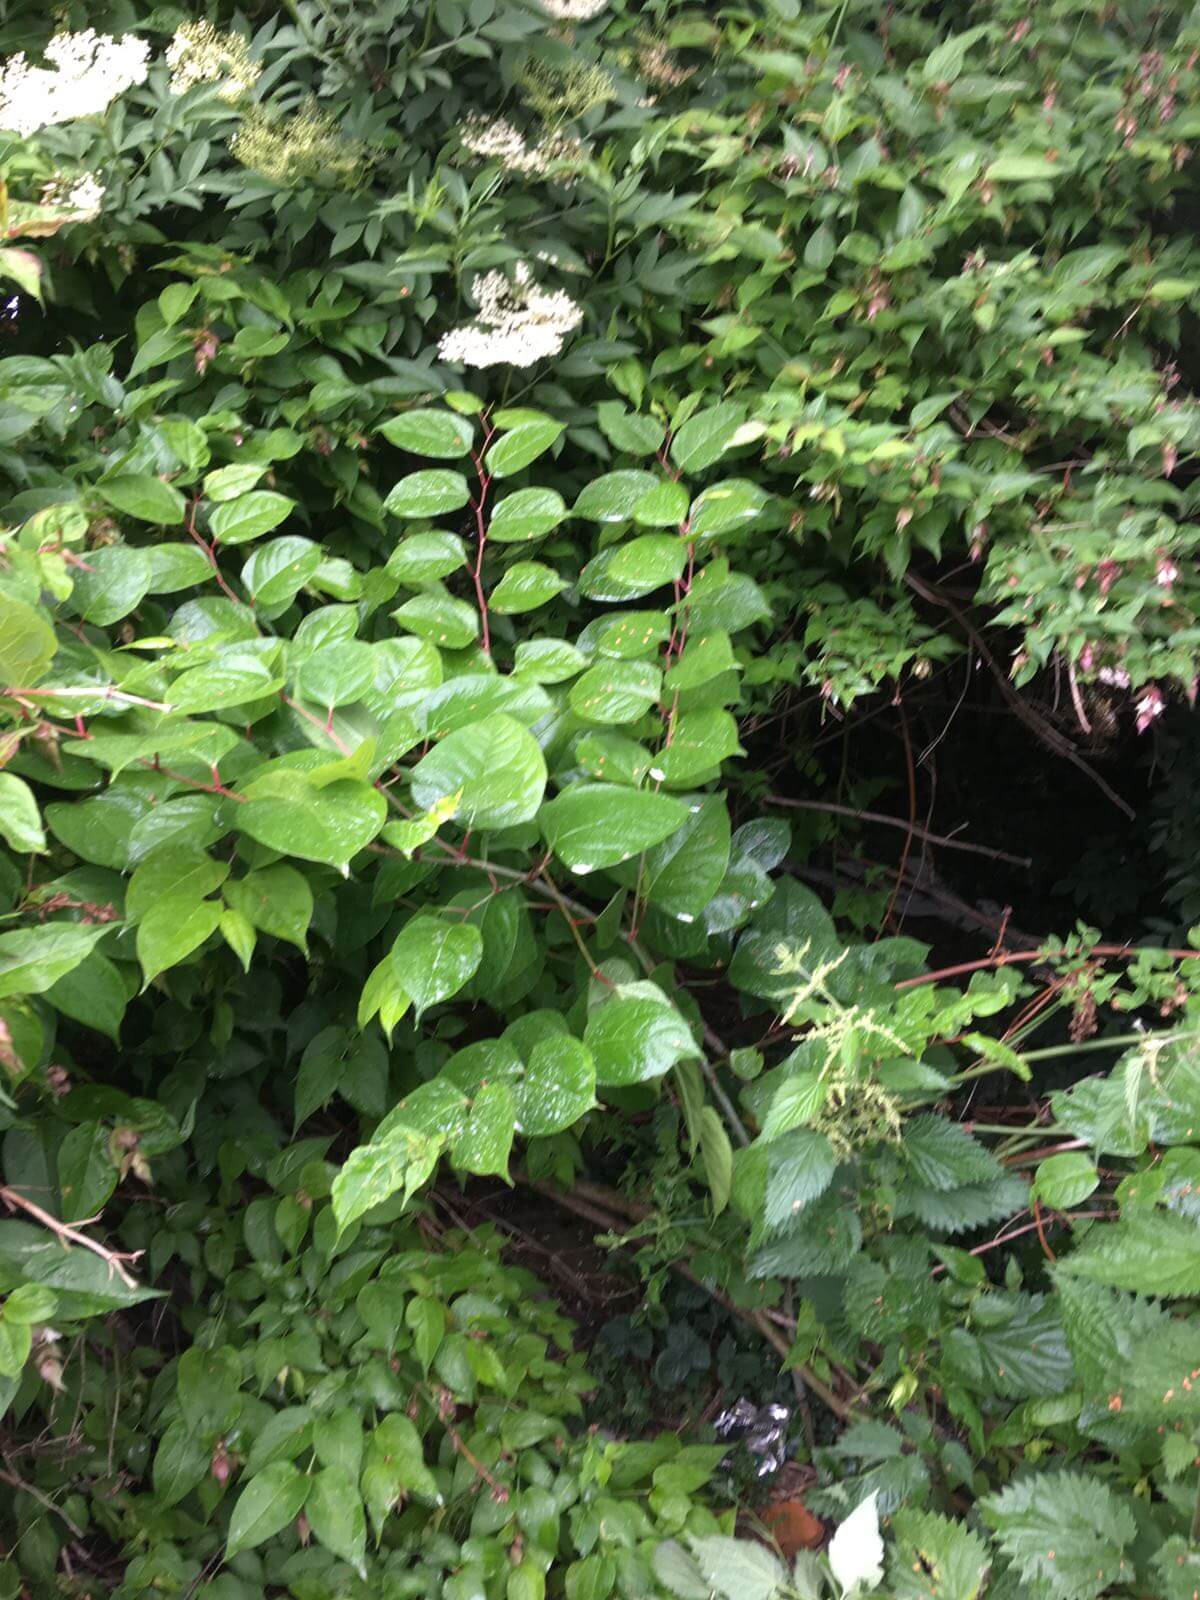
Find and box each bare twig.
[0,1464,85,1537]
[0,1187,142,1289]
[764,795,1031,867]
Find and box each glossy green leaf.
[226,1461,310,1560]
[210,490,294,545]
[539,783,688,872]
[97,474,186,525]
[389,916,483,1017]
[486,418,563,477]
[379,409,474,458]
[384,469,471,517]
[410,714,547,829]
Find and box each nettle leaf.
[389,916,482,1017]
[410,714,546,829]
[689,1535,787,1600]
[981,1472,1135,1598]
[539,783,688,872]
[378,408,474,458]
[1057,1211,1200,1297]
[889,1508,990,1600]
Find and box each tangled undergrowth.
[4,1,1200,1597]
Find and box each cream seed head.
[0,31,150,138]
[166,22,261,103]
[438,262,583,369]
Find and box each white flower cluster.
[39,170,105,220]
[438,262,583,368]
[539,0,609,17]
[166,22,261,102]
[460,116,584,179]
[0,31,150,139]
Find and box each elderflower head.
[460,115,584,179]
[438,262,583,369]
[0,31,149,138]
[166,22,261,103]
[39,170,105,221]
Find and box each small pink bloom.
[1136,686,1165,732]
[1156,555,1179,588]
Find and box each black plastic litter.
[712,1398,791,1477]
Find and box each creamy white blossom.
[39,170,105,220]
[438,262,583,369]
[460,116,583,179]
[538,0,609,17]
[166,22,261,102]
[0,31,150,138]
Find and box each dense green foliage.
[5,0,1200,1595]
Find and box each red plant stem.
[897,944,1200,989]
[186,497,242,608]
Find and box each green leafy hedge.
[4,1,1200,1596]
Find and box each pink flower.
[1156,555,1179,588]
[1136,686,1165,732]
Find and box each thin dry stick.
[0,1187,142,1289]
[0,1464,85,1537]
[764,795,1031,867]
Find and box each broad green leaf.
[0,923,111,1001]
[985,153,1061,182]
[486,417,563,477]
[597,403,666,457]
[127,846,229,922]
[490,561,568,613]
[699,1106,733,1215]
[574,470,659,522]
[241,537,322,608]
[0,594,56,688]
[222,865,313,951]
[0,774,45,852]
[669,403,745,474]
[313,1408,364,1478]
[585,988,700,1085]
[690,1535,787,1600]
[388,530,468,584]
[889,1508,989,1600]
[379,408,474,458]
[519,1036,596,1135]
[384,469,471,518]
[982,1472,1135,1599]
[393,592,479,648]
[363,1413,440,1534]
[652,709,743,788]
[539,783,687,872]
[513,638,589,683]
[569,659,661,725]
[69,546,152,625]
[306,1464,367,1579]
[689,480,767,537]
[97,473,186,525]
[136,896,221,985]
[579,535,687,602]
[451,1080,516,1176]
[489,487,567,543]
[178,1344,242,1432]
[389,916,483,1017]
[57,1121,117,1219]
[1033,1152,1099,1210]
[152,1419,209,1508]
[633,479,690,527]
[236,772,386,868]
[410,714,547,829]
[331,1126,441,1231]
[210,490,294,546]
[203,463,265,501]
[226,1461,310,1560]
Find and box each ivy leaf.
[225,1461,310,1560]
